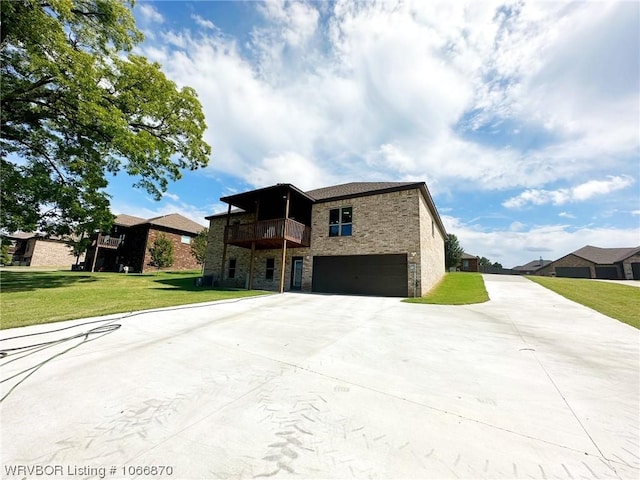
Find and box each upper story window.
[181,235,191,244]
[329,207,352,237]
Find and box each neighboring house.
[512,258,552,275]
[537,245,640,280]
[84,213,205,273]
[4,232,83,267]
[459,252,479,272]
[204,182,446,297]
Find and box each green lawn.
[0,270,269,329]
[527,276,640,329]
[404,272,489,305]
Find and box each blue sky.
[108,0,639,268]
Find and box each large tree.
[1,0,211,237]
[444,233,464,270]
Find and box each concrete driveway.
[1,275,638,479]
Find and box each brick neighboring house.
[537,245,640,280]
[459,252,479,272]
[512,258,552,275]
[204,182,446,297]
[84,213,205,273]
[4,232,83,267]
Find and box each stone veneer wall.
[536,254,595,277]
[29,239,84,267]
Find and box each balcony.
[97,235,122,249]
[224,218,311,249]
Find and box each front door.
[291,257,303,290]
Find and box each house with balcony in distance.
[84,213,205,273]
[204,182,446,297]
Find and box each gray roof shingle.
[115,213,205,235]
[305,182,422,201]
[572,245,640,264]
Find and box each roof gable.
[572,245,640,264]
[146,213,205,235]
[305,182,422,201]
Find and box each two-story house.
[84,213,205,273]
[204,182,446,297]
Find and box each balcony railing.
[224,218,311,248]
[97,236,122,249]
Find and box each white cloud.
[558,212,576,219]
[191,14,216,30]
[632,210,640,216]
[442,215,640,269]
[503,175,635,209]
[163,192,180,202]
[112,199,209,227]
[136,0,638,199]
[138,4,164,24]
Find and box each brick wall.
[418,192,445,294]
[622,253,640,280]
[29,239,84,267]
[536,254,595,277]
[142,227,201,272]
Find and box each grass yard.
[404,272,489,305]
[0,269,269,329]
[528,276,640,329]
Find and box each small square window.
[181,235,191,244]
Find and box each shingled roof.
[571,245,640,264]
[146,213,205,235]
[114,214,146,227]
[114,213,204,235]
[306,182,422,201]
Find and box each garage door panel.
[312,254,408,297]
[556,266,591,278]
[595,266,619,279]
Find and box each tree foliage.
[0,239,12,265]
[148,233,173,270]
[1,0,211,237]
[444,233,464,270]
[190,227,208,272]
[479,256,492,267]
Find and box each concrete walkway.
[1,276,638,479]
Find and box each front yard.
[404,272,489,305]
[0,269,269,329]
[528,276,639,329]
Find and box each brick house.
[512,258,551,275]
[536,245,640,280]
[459,252,479,272]
[4,232,84,267]
[204,182,446,297]
[84,213,205,273]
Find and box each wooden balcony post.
[279,191,290,293]
[90,234,100,272]
[219,203,232,286]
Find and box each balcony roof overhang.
[220,183,315,212]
